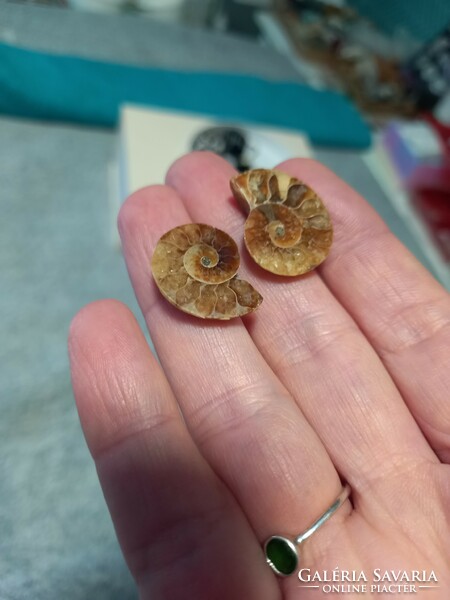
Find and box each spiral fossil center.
[201,256,212,267]
[267,214,302,248]
[182,242,238,284]
[275,224,285,238]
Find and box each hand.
[69,153,450,599]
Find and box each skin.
[68,152,450,599]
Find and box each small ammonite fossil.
[230,169,333,276]
[151,223,263,320]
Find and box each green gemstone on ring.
[265,536,298,576]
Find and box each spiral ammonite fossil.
[230,169,333,276]
[151,223,263,319]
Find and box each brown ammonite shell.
[151,223,263,319]
[230,169,333,276]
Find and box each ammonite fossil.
[151,223,263,319]
[230,169,333,276]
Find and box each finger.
[68,299,278,600]
[166,152,437,513]
[278,158,450,463]
[117,183,349,576]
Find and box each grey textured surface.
[0,2,301,80]
[0,117,139,599]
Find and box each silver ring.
[264,484,351,577]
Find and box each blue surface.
[0,42,370,148]
[348,0,450,42]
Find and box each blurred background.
[1,1,449,598]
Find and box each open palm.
[69,153,450,599]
